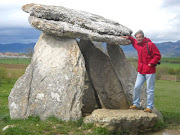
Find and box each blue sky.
[0,0,180,44]
[0,27,41,44]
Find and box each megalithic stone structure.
[8,3,162,127]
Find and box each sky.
[0,0,180,44]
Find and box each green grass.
[155,80,180,125]
[161,57,180,63]
[130,61,180,70]
[0,115,102,135]
[158,62,180,69]
[0,58,31,65]
[128,57,180,64]
[0,80,16,117]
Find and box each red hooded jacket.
[128,36,161,74]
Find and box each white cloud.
[1,10,29,28]
[161,0,180,7]
[0,0,180,42]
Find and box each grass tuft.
[27,116,41,122]
[152,119,166,131]
[3,127,33,135]
[0,114,11,123]
[94,127,110,135]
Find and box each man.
[122,30,161,113]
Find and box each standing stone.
[107,44,147,108]
[81,72,97,116]
[78,40,129,109]
[8,33,86,120]
[8,64,33,119]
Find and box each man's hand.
[121,36,129,39]
[148,64,152,66]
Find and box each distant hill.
[155,40,180,57]
[0,40,180,57]
[0,43,35,53]
[121,40,180,57]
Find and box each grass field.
[0,57,179,134]
[158,62,180,69]
[155,80,180,125]
[130,61,180,70]
[0,58,31,65]
[161,57,180,63]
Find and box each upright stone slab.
[78,40,129,109]
[8,64,33,119]
[107,44,147,108]
[8,33,86,120]
[81,72,97,116]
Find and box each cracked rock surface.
[8,33,86,120]
[22,3,132,45]
[84,109,160,134]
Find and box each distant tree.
[0,67,8,85]
[25,48,34,58]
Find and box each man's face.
[135,33,144,43]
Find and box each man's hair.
[134,30,144,37]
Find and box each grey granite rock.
[8,64,33,119]
[78,40,129,109]
[84,109,161,134]
[22,3,132,45]
[81,72,97,116]
[107,44,147,108]
[8,33,86,120]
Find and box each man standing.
[122,30,161,113]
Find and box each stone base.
[84,109,160,134]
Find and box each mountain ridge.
[0,40,180,57]
[0,43,35,53]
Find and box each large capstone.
[22,3,132,45]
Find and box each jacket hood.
[145,37,152,43]
[138,37,152,45]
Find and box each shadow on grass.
[161,111,180,126]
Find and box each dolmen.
[8,3,163,134]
